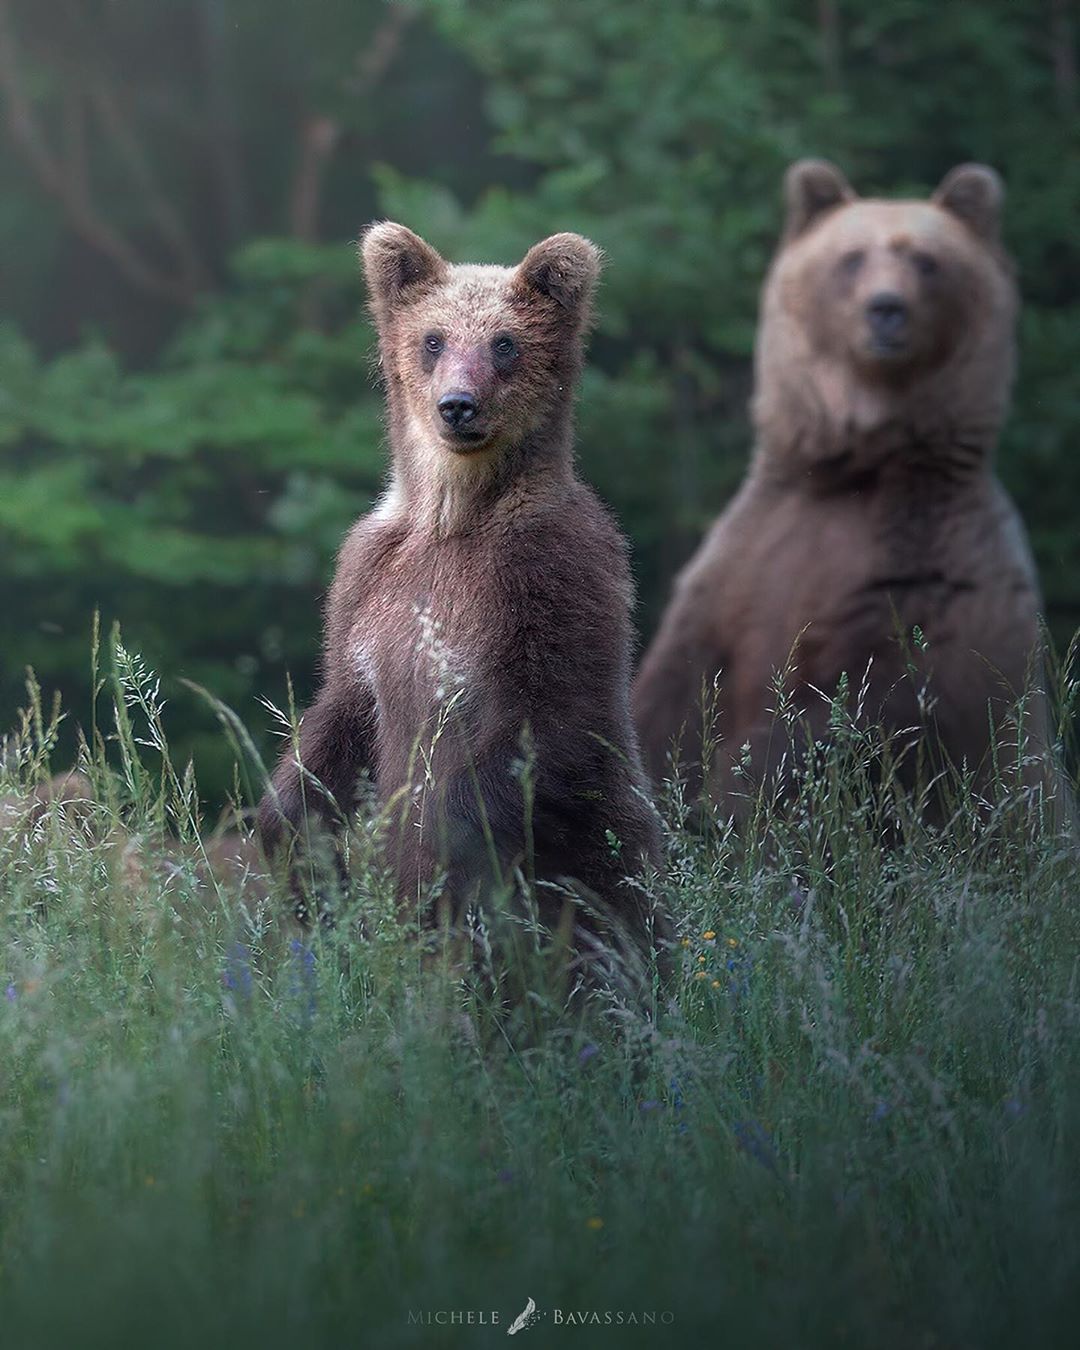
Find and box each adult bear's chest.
[775,478,1002,702]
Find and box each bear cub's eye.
[423,333,444,356]
[911,251,939,278]
[838,249,865,277]
[492,335,518,360]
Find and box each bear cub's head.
[362,223,601,461]
[772,159,1013,380]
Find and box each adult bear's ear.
[783,159,855,241]
[361,222,449,314]
[515,233,603,313]
[933,164,1004,243]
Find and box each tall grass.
[1,640,1078,1349]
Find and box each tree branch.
[288,3,416,329]
[289,1,418,246]
[349,2,417,92]
[1050,0,1077,120]
[0,0,202,307]
[87,77,211,291]
[817,0,842,94]
[196,0,249,245]
[290,115,341,244]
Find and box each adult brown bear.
[634,161,1064,825]
[259,224,670,990]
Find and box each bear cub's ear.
[361,222,449,313]
[783,159,856,241]
[933,164,1004,243]
[516,233,603,312]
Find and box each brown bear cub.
[634,161,1063,824]
[259,224,670,989]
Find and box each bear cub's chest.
[348,535,502,719]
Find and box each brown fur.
[634,162,1065,823]
[0,771,271,916]
[0,768,95,835]
[259,224,669,982]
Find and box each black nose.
[438,391,478,429]
[866,292,909,336]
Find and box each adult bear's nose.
[438,391,478,428]
[866,292,909,337]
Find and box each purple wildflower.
[734,1119,778,1174]
[577,1042,599,1067]
[289,938,317,1022]
[669,1076,690,1134]
[724,948,753,1003]
[5,982,16,1002]
[222,942,253,1002]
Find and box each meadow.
[0,643,1077,1350]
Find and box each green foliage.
[0,260,382,790]
[1,671,1079,1345]
[0,0,1078,794]
[414,0,1080,633]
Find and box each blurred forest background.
[1,0,1078,799]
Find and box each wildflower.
[288,938,317,1022]
[872,1100,891,1123]
[680,937,691,948]
[697,954,706,963]
[497,1167,516,1185]
[703,930,716,941]
[577,1042,599,1067]
[694,970,708,981]
[638,1100,661,1113]
[4,983,15,1002]
[222,942,253,1001]
[711,979,721,989]
[734,1119,778,1174]
[668,1076,689,1133]
[586,1216,604,1231]
[144,1175,156,1188]
[724,946,753,1003]
[727,937,739,948]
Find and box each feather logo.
[507,1296,539,1335]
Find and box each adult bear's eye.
[838,249,865,276]
[423,333,444,355]
[492,335,518,360]
[912,251,939,278]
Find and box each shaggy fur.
[259,224,669,982]
[634,162,1064,823]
